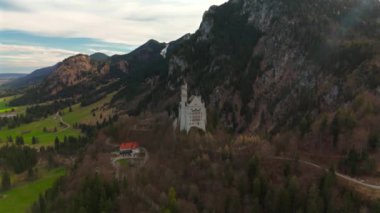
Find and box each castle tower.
[181,82,188,103]
[179,82,188,131]
[178,82,207,133]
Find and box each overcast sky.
[0,0,226,74]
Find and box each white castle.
[178,83,207,133]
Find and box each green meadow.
[0,95,27,114]
[0,116,80,146]
[0,93,115,146]
[0,168,66,213]
[62,92,116,125]
[0,96,15,113]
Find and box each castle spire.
[181,81,188,103]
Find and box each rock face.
[44,54,110,95]
[148,0,380,132]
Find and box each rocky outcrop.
[43,54,110,95]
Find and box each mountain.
[10,0,380,135]
[10,40,166,105]
[4,52,109,89]
[90,52,109,61]
[122,0,380,133]
[3,65,58,89]
[0,73,27,79]
[19,0,380,211]
[0,73,27,87]
[0,73,26,86]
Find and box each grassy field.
[0,95,27,114]
[0,115,80,146]
[0,96,16,113]
[62,92,116,125]
[0,168,66,213]
[0,93,115,146]
[117,158,129,167]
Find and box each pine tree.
[248,156,260,181]
[15,136,24,145]
[54,137,60,150]
[28,168,34,180]
[32,136,38,144]
[1,171,11,190]
[306,184,322,213]
[165,187,178,213]
[331,115,340,148]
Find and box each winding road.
[55,112,71,132]
[269,156,380,190]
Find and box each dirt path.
[269,156,380,190]
[55,112,71,132]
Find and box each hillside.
[11,41,166,106]
[0,73,26,86]
[0,73,26,79]
[134,0,380,134]
[8,0,380,143]
[90,52,109,61]
[2,65,58,89]
[5,0,380,212]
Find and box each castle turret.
[181,82,188,103]
[179,82,188,131]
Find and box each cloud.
[0,0,226,45]
[87,48,124,56]
[0,0,226,73]
[0,0,27,12]
[0,44,78,72]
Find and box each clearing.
[0,116,80,146]
[61,92,116,126]
[0,168,66,213]
[0,93,115,146]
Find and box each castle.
[178,83,207,133]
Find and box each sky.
[0,0,227,74]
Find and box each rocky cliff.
[152,0,380,133]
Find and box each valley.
[1,0,380,212]
[0,92,116,146]
[0,79,10,86]
[0,92,116,212]
[0,74,27,87]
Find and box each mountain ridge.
[9,0,380,134]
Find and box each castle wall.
[178,84,207,133]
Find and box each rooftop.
[120,142,139,150]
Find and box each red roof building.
[119,142,139,151]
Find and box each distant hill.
[0,73,27,79]
[3,64,59,89]
[0,73,27,86]
[10,40,166,105]
[90,52,109,61]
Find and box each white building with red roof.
[119,142,140,156]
